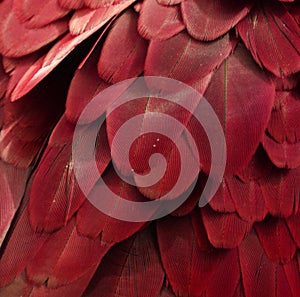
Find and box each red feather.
[58,0,85,9]
[138,0,185,41]
[13,0,70,28]
[98,9,148,83]
[0,0,69,57]
[181,0,252,41]
[83,226,164,297]
[237,1,300,76]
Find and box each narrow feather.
[200,44,275,174]
[0,161,28,245]
[239,231,276,297]
[26,218,111,287]
[237,1,300,76]
[13,0,70,28]
[83,227,164,297]
[255,216,297,263]
[157,215,226,297]
[69,0,136,35]
[66,44,110,124]
[98,9,148,83]
[259,167,300,218]
[138,0,185,41]
[0,206,49,287]
[0,0,68,57]
[76,163,147,242]
[181,0,252,41]
[201,206,251,248]
[283,256,300,296]
[29,116,111,232]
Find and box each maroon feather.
[237,1,300,76]
[199,44,275,174]
[157,215,227,297]
[259,167,300,218]
[76,163,147,242]
[98,9,148,83]
[263,90,300,169]
[201,206,251,249]
[0,0,68,57]
[239,231,276,297]
[286,210,300,247]
[255,216,297,263]
[228,176,267,223]
[58,0,85,9]
[0,205,49,287]
[29,116,111,232]
[83,227,164,297]
[69,0,135,35]
[138,0,185,41]
[283,256,300,296]
[181,0,252,41]
[26,218,111,287]
[145,30,236,91]
[0,161,28,245]
[13,0,70,28]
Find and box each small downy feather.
[181,0,252,41]
[138,0,185,41]
[83,226,164,297]
[98,9,148,83]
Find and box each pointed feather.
[69,0,136,35]
[83,227,164,297]
[26,218,111,287]
[13,0,70,28]
[0,161,28,245]
[98,9,148,83]
[181,0,252,41]
[255,217,297,263]
[201,206,251,248]
[76,163,147,242]
[0,0,68,57]
[0,205,49,287]
[29,116,111,232]
[138,0,185,41]
[283,256,300,296]
[237,1,300,76]
[84,0,114,8]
